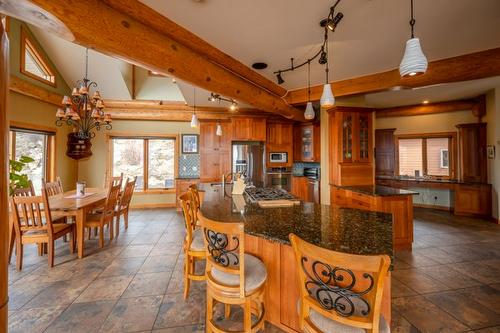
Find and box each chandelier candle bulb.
[78,86,88,95]
[61,95,72,105]
[71,87,79,96]
[56,108,66,118]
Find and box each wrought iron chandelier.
[55,48,111,139]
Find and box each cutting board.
[257,200,301,208]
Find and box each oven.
[269,152,288,164]
[265,167,292,191]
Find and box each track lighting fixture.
[304,60,315,120]
[276,71,285,85]
[190,87,199,128]
[208,92,238,111]
[399,0,427,77]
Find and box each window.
[110,136,176,191]
[20,27,56,86]
[9,127,55,194]
[397,133,456,179]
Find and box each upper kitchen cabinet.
[329,107,374,186]
[293,122,320,162]
[199,120,232,182]
[456,123,487,183]
[266,122,293,167]
[231,117,267,141]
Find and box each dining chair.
[179,191,206,299]
[43,177,63,196]
[114,176,136,236]
[188,184,204,226]
[198,213,267,333]
[289,233,391,333]
[85,182,121,248]
[10,187,75,270]
[104,172,123,189]
[8,181,36,263]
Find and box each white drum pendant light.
[304,60,316,120]
[216,122,222,136]
[190,87,199,128]
[399,0,427,77]
[320,28,335,108]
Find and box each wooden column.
[0,18,9,332]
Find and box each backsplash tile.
[178,154,200,178]
[292,162,321,176]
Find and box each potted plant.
[9,155,34,195]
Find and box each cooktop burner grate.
[245,187,295,202]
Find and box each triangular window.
[20,27,56,86]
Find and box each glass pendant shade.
[190,113,198,128]
[216,123,222,136]
[304,102,315,120]
[399,38,428,77]
[320,83,335,107]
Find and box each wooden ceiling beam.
[99,0,287,98]
[285,48,500,105]
[375,98,480,118]
[2,0,304,120]
[9,75,61,106]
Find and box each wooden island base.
[245,234,392,332]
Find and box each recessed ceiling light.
[252,62,268,70]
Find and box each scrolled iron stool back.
[289,233,391,333]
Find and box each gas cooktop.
[245,187,295,202]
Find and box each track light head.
[318,49,328,65]
[276,71,284,85]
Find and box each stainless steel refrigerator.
[232,141,265,187]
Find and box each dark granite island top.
[199,184,393,258]
[334,184,419,197]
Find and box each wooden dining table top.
[49,188,108,210]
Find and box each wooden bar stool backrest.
[198,213,246,298]
[100,183,121,224]
[119,177,136,209]
[11,189,55,235]
[289,233,391,333]
[179,192,196,246]
[188,184,201,211]
[43,177,63,196]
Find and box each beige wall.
[8,92,77,188]
[486,89,500,219]
[77,119,199,207]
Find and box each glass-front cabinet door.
[301,126,313,161]
[358,113,370,162]
[341,113,353,162]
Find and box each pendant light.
[399,0,428,77]
[304,60,315,120]
[190,87,199,128]
[320,28,335,108]
[216,122,222,136]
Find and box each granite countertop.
[376,175,460,184]
[335,184,419,197]
[199,184,393,260]
[175,177,200,180]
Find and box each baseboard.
[414,203,453,211]
[130,203,176,209]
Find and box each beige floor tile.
[75,275,133,303]
[122,272,172,298]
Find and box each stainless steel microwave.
[269,152,287,163]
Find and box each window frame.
[9,122,57,188]
[395,132,457,179]
[107,133,178,194]
[20,26,56,87]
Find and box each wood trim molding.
[375,98,480,118]
[285,48,500,105]
[19,25,56,87]
[7,0,303,120]
[129,202,176,209]
[9,75,61,106]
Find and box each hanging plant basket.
[66,133,92,160]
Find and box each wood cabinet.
[375,128,396,177]
[291,176,320,203]
[329,107,374,186]
[200,120,232,182]
[175,178,199,211]
[232,117,266,141]
[456,123,487,183]
[293,122,320,162]
[266,122,293,167]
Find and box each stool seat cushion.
[190,229,205,251]
[211,253,267,293]
[309,308,390,333]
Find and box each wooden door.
[375,129,396,177]
[219,150,232,176]
[200,152,221,182]
[251,118,267,141]
[218,121,232,151]
[457,123,487,183]
[200,121,218,150]
[232,118,251,140]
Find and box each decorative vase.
[66,133,92,160]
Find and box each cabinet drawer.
[349,198,372,210]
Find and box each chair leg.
[109,220,114,241]
[206,291,213,333]
[94,227,98,236]
[124,209,129,229]
[183,255,191,299]
[99,226,104,248]
[87,228,92,240]
[115,213,120,237]
[69,229,75,254]
[37,243,43,256]
[244,299,252,332]
[15,239,23,271]
[48,241,55,268]
[224,304,231,319]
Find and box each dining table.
[48,188,109,258]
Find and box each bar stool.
[179,192,206,299]
[188,184,204,226]
[289,233,391,333]
[198,213,267,333]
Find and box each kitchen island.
[331,184,418,250]
[200,184,393,332]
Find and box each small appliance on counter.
[265,167,292,191]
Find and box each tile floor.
[7,208,500,332]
